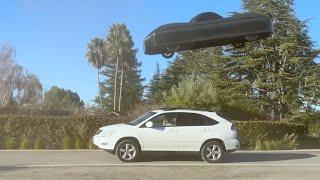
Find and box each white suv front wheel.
[201,141,225,163]
[116,140,140,162]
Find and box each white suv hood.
[100,123,133,131]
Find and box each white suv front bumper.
[93,135,117,151]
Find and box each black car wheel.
[162,51,174,58]
[233,42,245,48]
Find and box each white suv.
[93,109,240,163]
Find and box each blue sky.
[1,0,319,104]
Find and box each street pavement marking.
[2,163,320,168]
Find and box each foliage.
[86,38,107,109]
[146,63,163,104]
[74,136,87,149]
[225,0,320,120]
[255,133,299,150]
[0,115,310,150]
[88,139,98,149]
[4,137,16,149]
[62,136,74,149]
[0,44,43,110]
[20,137,32,149]
[287,112,320,137]
[146,0,320,121]
[0,115,130,149]
[43,86,84,113]
[163,74,220,111]
[34,138,45,149]
[235,121,306,148]
[89,23,144,113]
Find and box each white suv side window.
[149,113,177,127]
[176,113,198,126]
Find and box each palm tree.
[86,38,106,109]
[105,24,134,113]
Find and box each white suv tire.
[116,140,141,162]
[201,141,225,163]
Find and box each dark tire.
[116,140,140,162]
[245,34,259,41]
[233,42,245,48]
[162,51,174,59]
[201,141,225,163]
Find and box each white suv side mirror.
[145,121,153,128]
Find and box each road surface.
[1,150,320,180]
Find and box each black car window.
[199,115,219,126]
[129,112,156,126]
[176,113,198,126]
[148,113,177,127]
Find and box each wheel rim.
[119,144,136,161]
[205,144,221,160]
[162,52,174,58]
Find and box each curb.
[1,149,320,152]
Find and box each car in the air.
[144,12,273,58]
[93,108,240,163]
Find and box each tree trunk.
[118,63,124,113]
[97,69,103,110]
[113,56,119,112]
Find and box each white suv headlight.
[100,131,115,137]
[95,129,103,135]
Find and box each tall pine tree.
[98,23,144,113]
[226,0,319,120]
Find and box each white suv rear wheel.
[201,141,225,163]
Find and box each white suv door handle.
[203,128,210,131]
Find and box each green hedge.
[0,116,307,149]
[0,115,128,149]
[235,121,307,149]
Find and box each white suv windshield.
[128,112,156,126]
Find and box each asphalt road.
[1,150,320,180]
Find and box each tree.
[86,38,106,110]
[0,44,43,110]
[146,63,162,103]
[43,86,84,113]
[163,74,220,111]
[104,24,132,112]
[154,48,217,101]
[100,23,144,113]
[225,0,319,120]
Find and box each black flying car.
[144,12,273,58]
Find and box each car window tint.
[149,113,176,127]
[176,113,198,126]
[199,115,218,126]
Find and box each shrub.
[88,139,97,149]
[74,136,86,149]
[297,135,320,149]
[263,134,298,150]
[62,136,74,149]
[4,137,17,149]
[308,124,320,138]
[34,138,45,149]
[163,75,220,111]
[0,115,308,150]
[20,138,32,149]
[235,121,306,149]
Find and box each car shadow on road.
[140,152,202,162]
[225,152,315,163]
[139,152,315,163]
